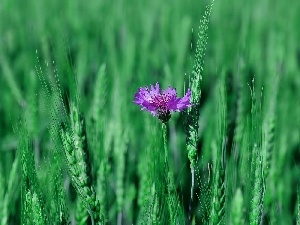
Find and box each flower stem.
[162,123,184,224]
[162,123,168,167]
[162,123,174,222]
[89,210,95,225]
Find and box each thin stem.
[188,166,195,224]
[88,209,95,225]
[162,123,168,166]
[117,212,122,225]
[162,123,173,223]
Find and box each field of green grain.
[1,0,300,224]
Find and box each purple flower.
[133,82,192,123]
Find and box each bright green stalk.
[89,64,107,125]
[162,123,175,223]
[0,53,24,106]
[249,144,263,225]
[187,0,214,167]
[2,156,19,225]
[209,79,226,225]
[96,158,108,221]
[137,121,152,209]
[297,85,300,225]
[261,70,279,184]
[249,81,263,225]
[114,128,127,225]
[230,188,244,225]
[138,119,165,225]
[162,124,168,167]
[86,64,109,221]
[297,187,300,225]
[186,1,214,223]
[151,192,159,224]
[19,125,48,225]
[48,159,68,224]
[76,198,89,225]
[162,123,184,225]
[0,169,7,225]
[109,79,128,224]
[31,191,44,225]
[24,190,44,225]
[209,153,225,225]
[60,103,105,224]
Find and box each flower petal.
[176,89,192,110]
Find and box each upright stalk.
[162,123,173,222]
[188,166,195,223]
[162,123,169,167]
[162,123,183,224]
[186,1,214,223]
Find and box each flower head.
[133,82,192,123]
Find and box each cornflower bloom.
[133,82,192,123]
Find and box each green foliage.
[209,78,226,225]
[230,188,244,225]
[162,124,185,224]
[1,0,300,224]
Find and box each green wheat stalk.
[60,103,105,224]
[0,167,7,225]
[46,135,69,224]
[19,123,48,225]
[75,198,89,225]
[295,47,300,222]
[230,188,244,225]
[138,119,166,225]
[249,80,263,225]
[36,45,106,224]
[186,1,214,223]
[209,78,226,225]
[86,63,109,220]
[0,153,19,225]
[162,123,184,224]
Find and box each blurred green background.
[0,0,300,224]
